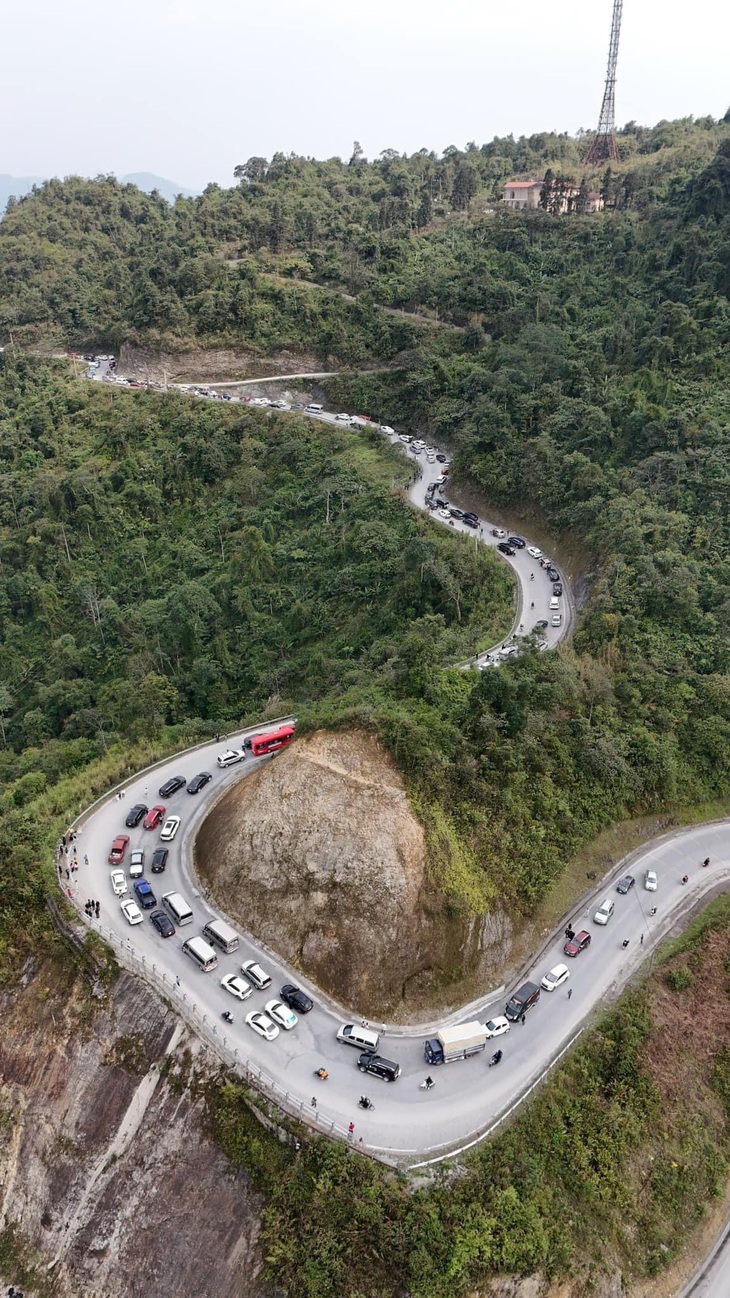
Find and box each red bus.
[244,724,295,758]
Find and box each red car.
[143,804,166,830]
[108,834,130,864]
[564,929,591,958]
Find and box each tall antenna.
[584,0,623,166]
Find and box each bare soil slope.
[195,730,512,1018]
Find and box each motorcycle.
[314,1068,329,1081]
[681,874,689,885]
[489,1050,503,1067]
[358,1096,374,1111]
[221,1010,234,1025]
[702,857,711,867]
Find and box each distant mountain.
[0,174,45,209]
[119,173,198,202]
[0,171,197,213]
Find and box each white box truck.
[424,1020,488,1066]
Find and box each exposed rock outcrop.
[195,730,513,1018]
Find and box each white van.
[305,403,323,414]
[203,918,240,954]
[182,936,218,972]
[336,1024,380,1053]
[161,890,194,926]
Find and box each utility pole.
[584,0,623,166]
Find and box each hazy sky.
[3,0,729,190]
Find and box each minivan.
[182,936,218,972]
[203,918,240,954]
[336,1024,380,1053]
[357,1053,400,1082]
[161,890,194,926]
[305,403,323,414]
[505,981,541,1021]
[594,898,615,925]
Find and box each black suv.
[462,516,478,529]
[125,803,147,828]
[187,771,212,794]
[497,542,516,556]
[159,775,186,798]
[150,910,175,938]
[552,583,563,597]
[508,536,526,548]
[280,984,314,1014]
[151,848,168,874]
[357,1053,401,1081]
[547,566,560,582]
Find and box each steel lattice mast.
[584,0,623,166]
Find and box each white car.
[491,527,507,539]
[160,815,181,842]
[380,425,395,435]
[399,434,412,443]
[128,850,145,879]
[426,453,436,463]
[594,898,615,925]
[221,973,253,1001]
[217,748,245,769]
[110,869,127,896]
[241,959,272,990]
[527,546,542,559]
[120,898,143,926]
[644,870,658,891]
[484,1016,511,1038]
[265,999,298,1030]
[541,963,570,992]
[335,412,351,422]
[245,1011,279,1041]
[551,613,562,627]
[437,508,452,521]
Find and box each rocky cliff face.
[195,731,513,1018]
[0,960,265,1298]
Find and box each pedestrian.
[95,901,100,918]
[650,906,657,916]
[116,792,121,801]
[143,786,148,800]
[58,862,63,875]
[65,868,70,880]
[622,938,629,949]
[121,789,126,799]
[567,987,573,1000]
[311,1096,317,1109]
[62,833,67,848]
[348,1122,355,1139]
[521,1013,526,1025]
[175,976,181,987]
[72,844,77,857]
[640,933,644,946]
[84,854,89,867]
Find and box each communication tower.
[584,0,623,166]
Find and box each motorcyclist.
[359,1096,373,1110]
[222,1010,233,1024]
[703,857,710,867]
[424,1076,434,1090]
[491,1049,503,1066]
[315,1067,329,1080]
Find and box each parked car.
[616,875,635,894]
[541,963,570,991]
[535,620,549,630]
[133,879,157,910]
[125,803,147,828]
[160,816,181,842]
[217,748,245,768]
[547,567,560,582]
[143,804,166,830]
[564,929,591,957]
[462,516,479,529]
[158,775,186,798]
[334,412,351,422]
[527,546,542,559]
[436,453,447,462]
[241,959,272,990]
[128,850,145,879]
[449,508,464,520]
[110,869,127,896]
[497,542,516,556]
[491,528,507,538]
[121,898,144,926]
[265,999,298,1030]
[644,870,658,891]
[221,973,253,1001]
[187,772,212,794]
[594,898,615,925]
[280,984,314,1014]
[245,1011,279,1041]
[150,849,168,873]
[484,1016,511,1038]
[150,910,175,938]
[508,536,526,548]
[551,613,562,627]
[380,425,395,435]
[108,835,130,865]
[553,583,563,596]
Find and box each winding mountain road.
[76,357,730,1290]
